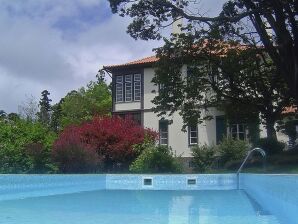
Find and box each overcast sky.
[0,0,225,113]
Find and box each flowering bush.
[52,128,101,173]
[52,116,157,172]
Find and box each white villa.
[103,55,288,168]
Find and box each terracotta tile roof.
[104,56,158,69]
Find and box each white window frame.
[189,125,198,145]
[229,123,247,140]
[115,76,123,102]
[159,120,168,146]
[134,74,141,101]
[125,74,133,102]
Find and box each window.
[116,76,123,102]
[115,74,142,103]
[229,124,247,140]
[159,120,168,145]
[134,74,141,101]
[125,75,133,102]
[159,83,165,91]
[115,112,142,125]
[188,125,198,145]
[131,113,141,125]
[186,65,196,86]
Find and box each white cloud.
[0,0,224,113]
[0,0,159,113]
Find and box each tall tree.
[151,38,292,139]
[108,0,298,103]
[50,99,63,133]
[0,110,6,119]
[18,95,39,122]
[59,76,112,128]
[37,90,52,125]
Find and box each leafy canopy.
[109,0,298,108]
[57,76,112,129]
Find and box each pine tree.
[38,90,52,125]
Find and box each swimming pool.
[0,190,279,224]
[0,174,296,224]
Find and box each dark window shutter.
[216,116,226,144]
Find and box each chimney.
[172,17,183,35]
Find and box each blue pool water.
[0,190,281,224]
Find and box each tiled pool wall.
[240,174,298,224]
[0,174,236,200]
[105,174,236,190]
[0,174,106,201]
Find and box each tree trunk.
[266,120,277,140]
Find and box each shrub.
[191,144,216,173]
[129,145,182,173]
[0,119,57,173]
[254,138,285,155]
[218,137,249,167]
[52,129,101,173]
[52,116,157,172]
[24,143,57,173]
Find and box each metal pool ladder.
[236,147,266,189]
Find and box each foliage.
[52,129,101,173]
[254,138,285,155]
[277,110,298,150]
[0,119,57,173]
[152,38,292,139]
[108,0,297,140]
[0,111,20,122]
[108,0,298,104]
[59,77,112,128]
[221,102,260,144]
[23,142,57,173]
[129,145,182,173]
[50,100,63,133]
[37,90,52,125]
[191,144,216,173]
[218,137,249,166]
[0,110,6,119]
[132,132,158,155]
[52,116,157,172]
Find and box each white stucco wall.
[114,101,141,111]
[143,109,224,157]
[143,67,158,110]
[142,67,226,157]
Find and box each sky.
[0,0,225,113]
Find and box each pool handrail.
[236,147,266,189]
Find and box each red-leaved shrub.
[52,116,157,172]
[52,128,101,173]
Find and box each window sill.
[115,101,141,104]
